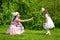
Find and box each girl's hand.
[28,17,34,21]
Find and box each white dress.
[43,14,55,29]
[16,22,24,34]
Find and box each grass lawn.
[0,25,60,40]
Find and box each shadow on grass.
[24,32,45,35]
[0,32,7,35]
[0,32,11,35]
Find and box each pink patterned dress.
[6,18,24,34]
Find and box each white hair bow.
[12,12,19,16]
[11,12,19,21]
[41,8,45,12]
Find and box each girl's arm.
[18,17,33,22]
[19,19,30,22]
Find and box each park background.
[0,0,60,40]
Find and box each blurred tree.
[0,0,60,29]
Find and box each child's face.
[16,14,20,18]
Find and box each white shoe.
[46,33,51,35]
[46,32,49,35]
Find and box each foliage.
[0,0,60,29]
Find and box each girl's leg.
[46,29,51,35]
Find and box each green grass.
[0,25,60,40]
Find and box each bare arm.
[19,19,30,22]
[18,17,33,22]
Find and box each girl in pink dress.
[6,12,33,35]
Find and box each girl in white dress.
[41,8,55,35]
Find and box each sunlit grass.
[0,25,60,40]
